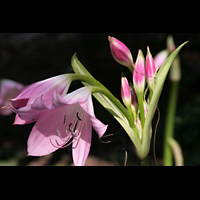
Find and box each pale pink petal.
[78,93,95,117]
[13,114,27,125]
[28,105,76,156]
[89,115,108,138]
[12,74,71,105]
[63,87,92,105]
[52,88,67,107]
[31,95,48,110]
[72,114,92,166]
[9,95,48,124]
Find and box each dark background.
[0,33,199,165]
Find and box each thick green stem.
[137,92,145,129]
[139,156,149,166]
[163,81,179,166]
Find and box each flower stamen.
[50,137,74,149]
[50,112,82,149]
[76,112,82,121]
[69,123,77,137]
[63,114,66,124]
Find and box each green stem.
[149,89,153,102]
[139,156,149,166]
[137,92,145,129]
[163,81,179,166]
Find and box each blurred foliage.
[0,33,200,165]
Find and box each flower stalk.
[163,55,183,166]
[163,80,179,166]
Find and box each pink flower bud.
[108,36,134,69]
[145,46,156,90]
[154,49,169,70]
[133,50,145,94]
[121,73,131,107]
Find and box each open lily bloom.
[0,79,25,116]
[9,87,108,166]
[10,74,72,125]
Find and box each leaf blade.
[141,41,188,157]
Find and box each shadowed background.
[0,33,199,165]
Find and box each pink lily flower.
[9,87,108,166]
[0,79,25,116]
[108,36,134,71]
[9,74,72,125]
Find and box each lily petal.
[52,88,67,107]
[89,115,108,139]
[11,74,72,106]
[63,87,92,105]
[28,105,75,156]
[72,114,92,166]
[9,95,49,124]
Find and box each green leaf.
[141,41,188,159]
[71,53,93,77]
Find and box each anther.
[63,115,66,124]
[76,112,81,121]
[68,123,77,137]
[56,128,62,138]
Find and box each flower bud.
[133,50,145,94]
[154,49,169,70]
[169,56,181,82]
[121,73,131,107]
[108,36,134,71]
[167,35,176,53]
[145,46,156,90]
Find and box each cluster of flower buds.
[108,36,175,139]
